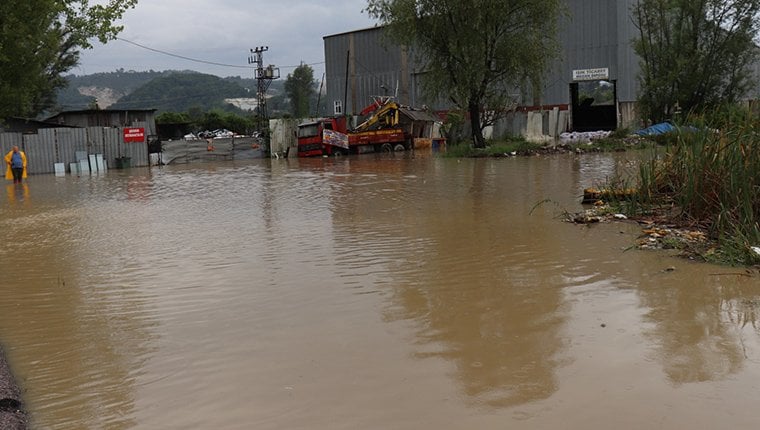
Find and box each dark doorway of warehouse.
[570,80,617,131]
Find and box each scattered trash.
[567,199,714,259]
[751,246,760,257]
[559,130,612,143]
[184,129,236,140]
[582,187,638,204]
[570,210,602,224]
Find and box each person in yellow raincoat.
[4,146,27,183]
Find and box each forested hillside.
[54,70,288,115]
[110,72,246,112]
[57,69,169,110]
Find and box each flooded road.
[1,153,759,429]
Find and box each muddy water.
[1,153,759,429]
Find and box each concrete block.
[88,154,98,172]
[78,159,90,174]
[549,107,559,137]
[95,154,105,171]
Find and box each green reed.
[638,111,760,264]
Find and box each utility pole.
[248,46,280,156]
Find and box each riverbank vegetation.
[633,110,760,265]
[442,128,653,158]
[443,137,543,157]
[572,107,760,266]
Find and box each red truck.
[297,98,411,157]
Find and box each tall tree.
[632,0,760,123]
[0,0,137,118]
[365,0,563,148]
[284,63,316,118]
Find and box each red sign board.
[123,127,145,143]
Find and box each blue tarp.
[635,122,676,136]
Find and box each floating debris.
[582,187,638,204]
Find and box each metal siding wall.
[1,126,151,175]
[24,133,53,174]
[0,133,23,162]
[87,126,106,156]
[123,122,149,167]
[56,128,89,168]
[323,1,642,110]
[354,30,404,109]
[616,0,641,102]
[543,0,620,104]
[103,128,122,168]
[39,132,57,168]
[324,34,350,115]
[325,27,405,115]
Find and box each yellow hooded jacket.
[4,150,28,180]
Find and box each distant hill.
[57,69,170,110]
[109,72,248,112]
[54,69,289,115]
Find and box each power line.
[117,37,253,69]
[115,37,325,70]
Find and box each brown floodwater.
[1,153,759,429]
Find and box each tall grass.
[638,110,760,265]
[443,137,542,157]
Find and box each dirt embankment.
[0,345,26,430]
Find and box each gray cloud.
[76,0,376,78]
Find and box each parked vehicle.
[297,97,437,157]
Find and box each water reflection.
[0,176,156,429]
[326,157,575,407]
[639,272,760,385]
[2,154,760,429]
[5,183,30,205]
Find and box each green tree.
[284,63,315,118]
[365,0,563,148]
[156,111,190,124]
[0,0,137,118]
[632,0,760,123]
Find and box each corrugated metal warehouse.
[323,0,647,134]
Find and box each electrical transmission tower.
[248,46,280,155]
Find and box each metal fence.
[0,124,149,175]
[161,136,263,165]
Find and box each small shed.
[45,109,157,136]
[398,108,442,140]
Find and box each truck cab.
[297,117,350,157]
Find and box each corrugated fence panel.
[23,133,52,174]
[87,127,106,156]
[4,125,147,175]
[103,128,122,168]
[56,128,89,171]
[123,122,149,167]
[0,133,23,164]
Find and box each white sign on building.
[572,68,610,81]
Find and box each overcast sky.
[76,0,377,79]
